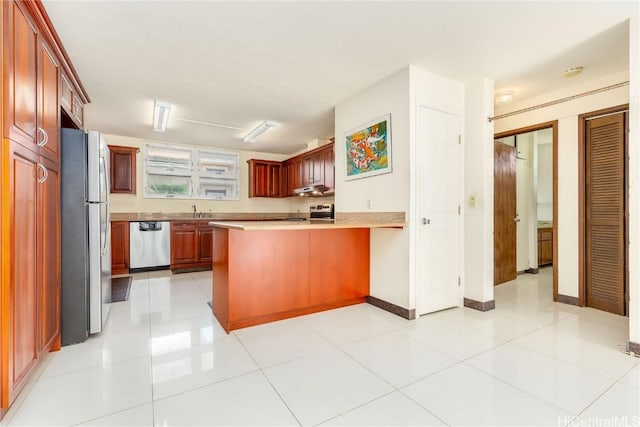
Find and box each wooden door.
[7,141,40,404]
[5,1,39,148]
[110,221,130,275]
[585,112,626,315]
[38,157,60,354]
[37,40,59,162]
[494,141,517,285]
[170,223,199,265]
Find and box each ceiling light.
[495,90,514,104]
[243,120,278,143]
[563,66,583,78]
[153,100,171,132]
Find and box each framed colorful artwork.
[344,114,392,180]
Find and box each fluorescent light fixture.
[153,100,172,132]
[243,120,278,142]
[495,90,514,104]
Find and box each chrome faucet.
[192,204,197,216]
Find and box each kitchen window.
[143,144,239,200]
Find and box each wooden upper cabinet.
[4,1,62,160]
[247,142,335,198]
[247,159,282,198]
[322,145,334,191]
[5,0,39,149]
[109,145,139,194]
[38,41,60,162]
[60,71,83,129]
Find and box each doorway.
[579,106,628,315]
[494,122,558,300]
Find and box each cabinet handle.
[37,163,48,183]
[37,127,49,147]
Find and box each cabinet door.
[303,157,313,186]
[110,221,130,274]
[6,140,40,403]
[171,224,199,264]
[38,157,60,353]
[109,146,138,194]
[311,153,323,185]
[5,1,38,149]
[198,224,214,263]
[248,160,267,197]
[322,146,334,190]
[37,41,60,162]
[268,163,281,197]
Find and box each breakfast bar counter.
[210,216,405,332]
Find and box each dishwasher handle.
[139,221,163,232]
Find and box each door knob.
[514,215,520,223]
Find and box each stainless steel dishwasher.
[129,221,171,271]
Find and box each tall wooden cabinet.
[0,0,88,417]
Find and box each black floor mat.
[110,276,132,302]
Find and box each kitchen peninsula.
[210,215,405,332]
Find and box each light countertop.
[209,219,406,231]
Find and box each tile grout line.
[233,333,303,427]
[573,360,640,420]
[147,274,156,427]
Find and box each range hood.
[294,184,329,197]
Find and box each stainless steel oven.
[309,204,334,222]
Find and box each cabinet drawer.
[172,221,197,228]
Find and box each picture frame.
[344,114,392,181]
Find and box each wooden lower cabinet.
[110,221,130,275]
[1,139,60,410]
[538,227,553,266]
[170,221,213,272]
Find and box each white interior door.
[417,106,461,315]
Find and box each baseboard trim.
[366,296,415,320]
[463,298,495,312]
[557,294,580,306]
[628,341,640,355]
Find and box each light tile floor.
[3,268,639,426]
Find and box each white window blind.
[143,143,239,200]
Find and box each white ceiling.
[43,1,638,155]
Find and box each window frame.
[143,143,240,200]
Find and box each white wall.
[628,13,639,346]
[536,142,553,221]
[105,134,293,213]
[494,71,630,299]
[464,78,495,303]
[516,133,534,271]
[335,67,411,308]
[334,66,464,311]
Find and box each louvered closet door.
[586,112,626,315]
